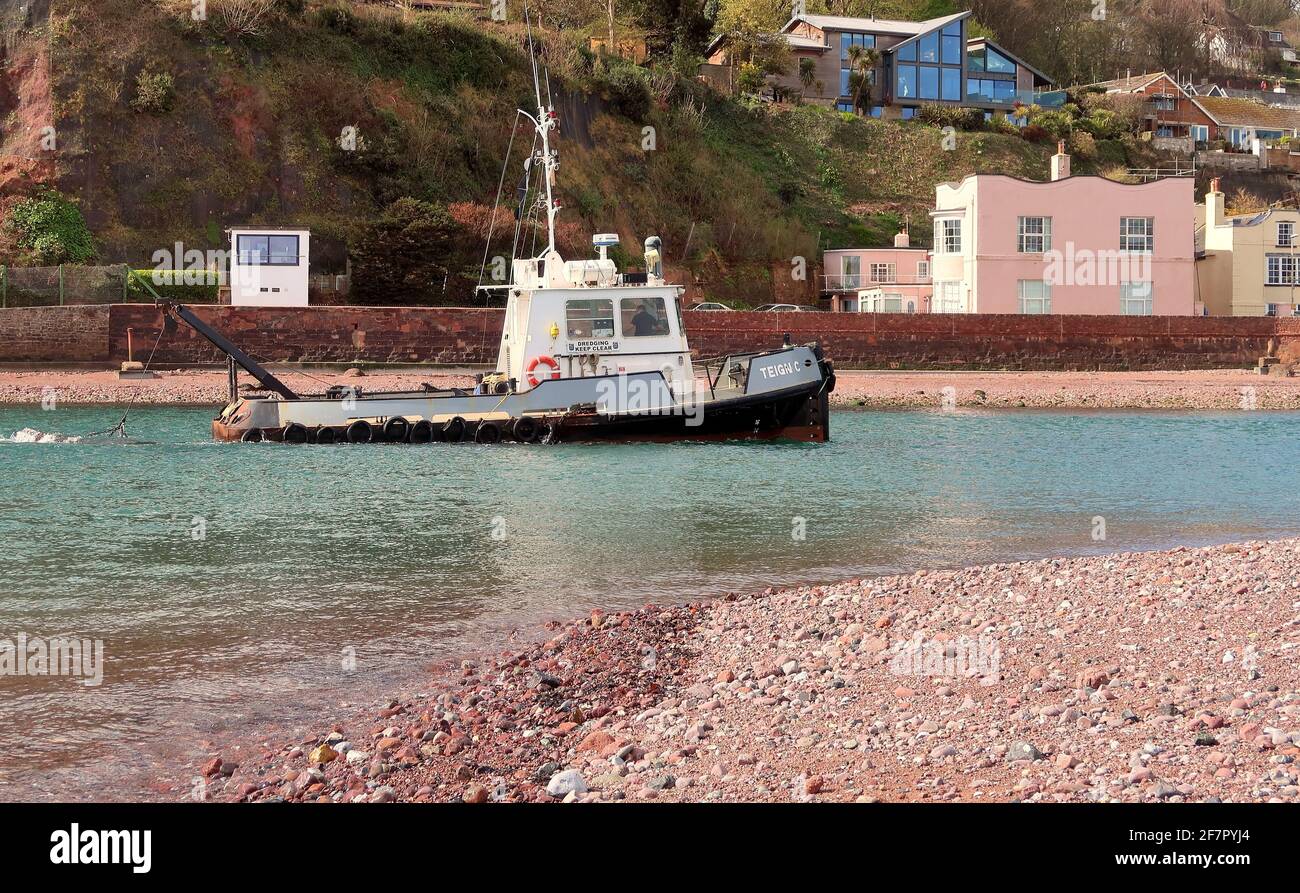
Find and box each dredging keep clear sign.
[566,340,619,353]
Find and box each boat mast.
[525,10,559,257]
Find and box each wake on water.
[6,427,85,444]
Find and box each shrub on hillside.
[597,63,653,120]
[131,70,175,114]
[915,104,983,131]
[5,191,95,265]
[1019,124,1050,144]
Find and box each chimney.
[894,225,910,248]
[1050,140,1071,181]
[1206,177,1224,227]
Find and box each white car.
[755,303,819,312]
[688,301,732,311]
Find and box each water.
[2,405,1298,800]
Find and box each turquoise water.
[2,405,1299,799]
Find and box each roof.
[1193,95,1300,129]
[1085,71,1176,92]
[966,36,1055,85]
[784,12,969,38]
[784,34,829,51]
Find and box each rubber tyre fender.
[346,420,373,444]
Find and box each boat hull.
[211,344,833,445]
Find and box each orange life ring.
[526,355,561,387]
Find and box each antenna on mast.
[522,2,559,258]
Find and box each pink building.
[929,145,1197,315]
[822,230,932,312]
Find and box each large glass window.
[1120,217,1154,252]
[1018,280,1051,314]
[897,65,917,99]
[984,47,1016,73]
[237,234,299,266]
[918,33,938,63]
[941,67,961,101]
[620,297,670,337]
[941,21,963,64]
[1017,216,1052,253]
[1120,281,1153,315]
[566,299,615,338]
[898,40,916,62]
[919,65,939,100]
[839,32,876,99]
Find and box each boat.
[158,40,835,446]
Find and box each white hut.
[228,227,310,306]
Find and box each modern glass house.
[704,13,1058,118]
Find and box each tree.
[798,56,817,100]
[845,43,881,112]
[349,198,469,306]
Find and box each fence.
[0,265,353,307]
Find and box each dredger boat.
[160,61,834,445]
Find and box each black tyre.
[315,426,337,445]
[409,420,433,444]
[511,416,539,443]
[474,421,501,444]
[283,423,309,445]
[240,429,263,443]
[383,416,410,443]
[443,416,466,442]
[346,420,372,444]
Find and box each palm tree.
[798,57,816,102]
[845,44,881,114]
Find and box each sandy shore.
[1,367,1299,410]
[187,538,1300,804]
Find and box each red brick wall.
[2,305,1297,370]
[0,305,111,363]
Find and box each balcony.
[822,273,932,292]
[964,86,1065,108]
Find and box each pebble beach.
[188,538,1300,805]
[3,368,1300,410]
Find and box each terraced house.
[704,11,1056,118]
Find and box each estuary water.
[1,405,1298,799]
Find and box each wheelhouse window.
[1017,279,1051,314]
[1120,281,1153,315]
[566,299,615,338]
[237,234,299,265]
[1017,216,1052,253]
[1120,217,1154,252]
[940,219,962,253]
[620,297,670,337]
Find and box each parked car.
[688,301,731,311]
[754,303,820,312]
